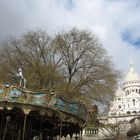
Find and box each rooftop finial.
[130,60,134,68]
[129,60,135,72]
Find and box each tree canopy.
[0,28,119,104]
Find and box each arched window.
[132,111,137,114]
[127,111,130,114]
[133,99,135,106]
[118,105,121,109]
[127,90,129,95]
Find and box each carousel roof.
[0,82,87,127]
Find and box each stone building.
[108,61,140,124]
[83,61,140,139]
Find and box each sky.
[1,0,140,75]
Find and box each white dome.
[124,61,140,82]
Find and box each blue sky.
[122,30,140,47]
[1,0,140,74]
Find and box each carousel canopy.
[0,82,87,127]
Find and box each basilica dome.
[124,61,140,83]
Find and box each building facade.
[83,62,140,139]
[108,61,140,123]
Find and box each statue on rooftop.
[16,67,26,88]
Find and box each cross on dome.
[129,60,135,73]
[130,60,134,68]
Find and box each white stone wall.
[108,62,140,117]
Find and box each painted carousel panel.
[30,93,48,106]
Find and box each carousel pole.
[2,116,10,140]
[29,124,32,140]
[22,114,27,140]
[17,129,21,140]
[59,122,63,140]
[39,120,42,140]
[22,109,30,140]
[80,130,83,140]
[17,112,22,140]
[0,113,3,138]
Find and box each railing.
[84,128,99,135]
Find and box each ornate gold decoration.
[23,108,30,115]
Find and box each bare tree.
[0,30,63,89]
[0,28,119,104]
[53,28,119,101]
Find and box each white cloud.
[1,0,140,73]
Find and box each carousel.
[0,69,88,140]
